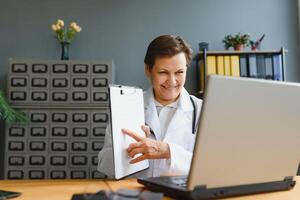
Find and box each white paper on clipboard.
[109,85,149,179]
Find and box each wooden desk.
[0,177,299,200]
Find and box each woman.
[98,35,202,177]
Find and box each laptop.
[138,75,300,199]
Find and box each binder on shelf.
[109,85,149,179]
[272,54,283,81]
[217,56,224,75]
[230,56,240,77]
[265,55,273,80]
[239,55,248,77]
[248,55,257,78]
[224,56,231,76]
[206,56,217,75]
[256,55,266,79]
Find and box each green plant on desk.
[0,90,28,124]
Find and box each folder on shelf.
[272,54,283,81]
[224,56,231,76]
[109,85,149,179]
[256,55,266,79]
[239,55,248,77]
[230,56,240,77]
[206,56,217,75]
[216,56,224,75]
[265,55,273,79]
[248,55,257,78]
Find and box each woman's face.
[145,52,187,106]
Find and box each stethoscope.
[189,96,196,134]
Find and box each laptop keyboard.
[159,176,188,188]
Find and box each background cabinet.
[4,59,114,179]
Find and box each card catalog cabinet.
[4,59,114,179]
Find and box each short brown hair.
[144,35,193,69]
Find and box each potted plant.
[0,90,28,124]
[222,32,250,51]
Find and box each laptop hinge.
[283,176,296,188]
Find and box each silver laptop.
[138,75,300,199]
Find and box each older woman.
[98,35,202,177]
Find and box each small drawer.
[7,170,25,179]
[71,141,88,152]
[51,112,68,123]
[10,77,27,87]
[28,169,47,179]
[30,126,48,137]
[71,126,89,138]
[92,92,108,103]
[11,63,28,73]
[71,91,90,103]
[92,78,108,88]
[31,77,48,88]
[52,77,69,88]
[72,77,89,88]
[91,155,98,166]
[50,141,68,152]
[70,170,88,179]
[72,63,89,75]
[91,141,104,152]
[8,156,25,166]
[91,126,106,138]
[70,155,88,166]
[7,141,25,152]
[92,64,108,74]
[71,112,89,123]
[50,169,68,179]
[30,112,48,123]
[29,141,47,151]
[10,91,27,102]
[51,91,69,103]
[92,112,109,123]
[51,126,69,138]
[29,155,47,166]
[31,91,48,102]
[50,155,67,166]
[32,63,48,74]
[52,63,69,74]
[8,126,26,137]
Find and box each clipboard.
[109,84,149,179]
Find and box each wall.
[0,0,299,178]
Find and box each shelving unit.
[196,48,287,96]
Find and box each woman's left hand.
[122,126,170,164]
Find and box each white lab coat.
[97,87,202,178]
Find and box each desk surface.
[0,176,299,200]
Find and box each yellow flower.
[51,19,81,43]
[56,19,64,27]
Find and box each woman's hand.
[122,125,170,164]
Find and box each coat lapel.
[144,88,161,139]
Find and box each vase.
[234,44,244,51]
[60,42,70,60]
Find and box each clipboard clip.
[109,84,141,95]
